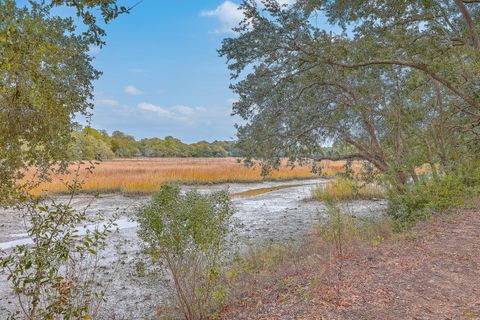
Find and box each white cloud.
[137,103,210,123]
[195,106,208,112]
[96,98,119,107]
[124,85,143,95]
[174,105,195,116]
[201,1,244,34]
[201,1,296,34]
[138,102,175,117]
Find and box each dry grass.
[25,158,362,195]
[316,160,364,176]
[223,208,394,319]
[312,176,384,202]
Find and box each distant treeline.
[68,127,241,160]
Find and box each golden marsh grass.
[312,176,384,202]
[27,158,364,195]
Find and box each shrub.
[387,174,468,231]
[0,199,113,319]
[136,184,236,320]
[455,159,480,192]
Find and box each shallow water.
[0,178,386,318]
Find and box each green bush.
[0,199,113,319]
[136,184,236,320]
[387,174,468,231]
[455,159,480,192]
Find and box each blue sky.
[76,0,257,143]
[18,0,334,143]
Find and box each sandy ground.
[0,179,386,319]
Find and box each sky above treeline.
[65,0,321,143]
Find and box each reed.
[312,176,384,202]
[26,158,362,195]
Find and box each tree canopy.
[0,0,127,203]
[67,127,237,160]
[220,0,480,187]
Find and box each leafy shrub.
[136,184,236,320]
[0,199,113,319]
[455,159,480,192]
[387,174,468,231]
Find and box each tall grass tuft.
[312,177,384,202]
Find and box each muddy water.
[0,179,386,318]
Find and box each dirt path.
[222,208,480,319]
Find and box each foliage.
[138,136,234,158]
[45,0,132,46]
[136,184,236,319]
[454,159,480,192]
[219,0,479,190]
[0,170,115,319]
[68,129,115,160]
[138,137,234,158]
[0,0,126,204]
[0,1,123,316]
[110,131,141,158]
[387,174,469,231]
[190,141,228,158]
[66,127,237,160]
[323,0,480,131]
[0,1,100,204]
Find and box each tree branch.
[313,153,364,162]
[324,59,478,109]
[455,0,480,49]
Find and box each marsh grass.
[231,184,305,198]
[26,158,363,195]
[312,176,384,202]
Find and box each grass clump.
[312,176,384,202]
[317,203,393,255]
[238,244,298,274]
